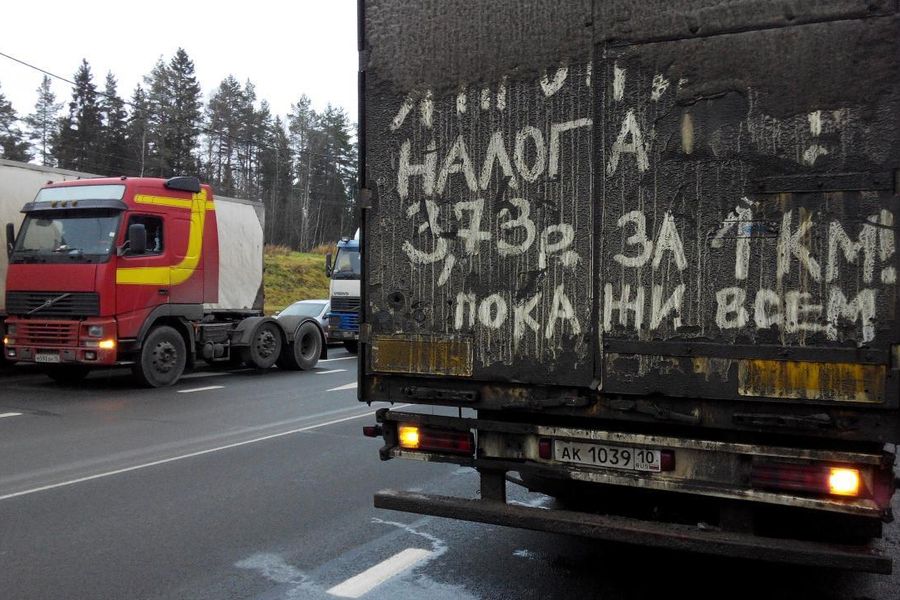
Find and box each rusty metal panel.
[595,0,896,44]
[365,0,592,92]
[371,335,473,377]
[737,360,886,403]
[363,0,596,387]
[598,15,900,407]
[362,1,900,417]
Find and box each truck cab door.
[116,214,170,338]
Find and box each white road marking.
[327,382,357,392]
[177,385,225,394]
[316,369,347,375]
[320,356,357,363]
[0,412,23,419]
[326,548,434,598]
[0,406,408,502]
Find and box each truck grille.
[18,321,79,347]
[331,297,360,312]
[330,311,360,332]
[6,292,100,317]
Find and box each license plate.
[35,352,61,364]
[554,440,662,472]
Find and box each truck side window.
[128,215,164,254]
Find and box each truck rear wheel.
[245,321,283,369]
[133,325,186,387]
[277,321,322,371]
[45,365,91,384]
[344,340,358,354]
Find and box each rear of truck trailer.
[359,0,900,572]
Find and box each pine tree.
[124,85,150,176]
[143,58,171,176]
[24,75,61,166]
[99,72,128,175]
[307,105,356,246]
[55,60,103,172]
[287,95,315,248]
[258,116,294,245]
[0,83,30,162]
[166,48,202,176]
[203,75,244,196]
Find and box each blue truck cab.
[326,230,360,353]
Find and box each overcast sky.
[0,1,358,125]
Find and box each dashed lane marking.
[177,385,225,394]
[0,412,23,419]
[326,548,434,598]
[327,382,357,392]
[316,369,347,375]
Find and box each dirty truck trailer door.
[360,1,900,438]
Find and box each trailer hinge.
[359,323,372,343]
[359,187,373,209]
[358,49,370,72]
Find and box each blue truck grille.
[329,311,359,332]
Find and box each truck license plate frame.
[553,440,662,472]
[34,352,61,364]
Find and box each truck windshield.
[13,210,122,263]
[332,247,360,280]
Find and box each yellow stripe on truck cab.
[116,190,215,286]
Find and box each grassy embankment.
[263,244,332,314]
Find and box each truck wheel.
[277,321,322,371]
[45,365,91,384]
[246,321,283,369]
[344,340,358,354]
[133,325,186,387]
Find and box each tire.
[344,340,358,354]
[45,365,91,384]
[246,321,283,369]
[133,325,187,387]
[277,321,322,371]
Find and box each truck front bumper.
[4,317,118,366]
[328,329,359,341]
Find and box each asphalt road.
[1,351,898,600]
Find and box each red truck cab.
[4,176,219,382]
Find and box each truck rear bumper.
[374,489,892,574]
[375,409,894,519]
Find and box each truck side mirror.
[128,223,147,255]
[5,222,14,257]
[325,253,333,276]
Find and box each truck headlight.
[88,325,104,337]
[6,324,16,335]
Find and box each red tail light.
[538,438,552,459]
[752,462,864,498]
[397,425,474,456]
